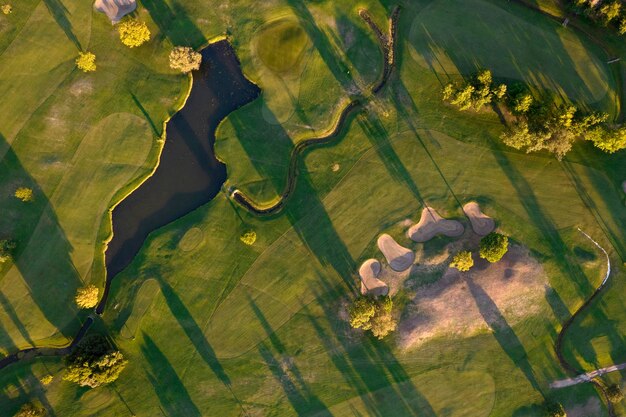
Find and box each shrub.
[14,403,45,417]
[169,46,202,73]
[479,232,509,263]
[606,384,624,403]
[240,231,257,245]
[76,52,96,72]
[1,4,11,14]
[450,250,473,272]
[14,187,33,202]
[348,296,397,339]
[63,334,127,388]
[74,285,99,309]
[0,239,16,263]
[543,401,566,417]
[39,374,53,385]
[117,18,150,48]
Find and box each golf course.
[1,0,626,416]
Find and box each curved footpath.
[231,6,400,215]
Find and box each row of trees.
[572,0,626,34]
[75,18,201,74]
[442,69,626,159]
[450,232,509,272]
[348,295,397,339]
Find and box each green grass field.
[1,0,626,416]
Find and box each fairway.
[1,0,626,416]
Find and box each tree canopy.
[14,403,45,417]
[14,187,33,202]
[117,18,151,48]
[606,384,624,403]
[348,296,397,339]
[479,232,509,263]
[169,46,202,73]
[450,250,474,272]
[76,52,96,72]
[74,285,99,309]
[63,334,127,388]
[0,239,16,264]
[240,230,257,246]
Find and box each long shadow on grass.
[305,275,437,416]
[142,0,206,48]
[140,333,201,417]
[465,273,542,394]
[249,297,330,415]
[43,0,81,50]
[0,134,82,351]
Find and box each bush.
[63,334,127,388]
[14,403,45,417]
[450,250,473,272]
[348,296,397,339]
[479,232,509,263]
[606,384,624,403]
[0,239,16,263]
[74,285,99,309]
[76,52,96,72]
[117,18,150,48]
[14,187,33,202]
[169,46,202,73]
[39,374,53,385]
[544,402,566,417]
[1,4,11,14]
[240,231,257,245]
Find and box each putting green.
[408,0,614,106]
[255,19,310,73]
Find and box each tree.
[606,384,624,403]
[349,297,376,329]
[585,126,626,153]
[14,403,45,417]
[14,187,33,202]
[348,296,397,339]
[450,250,473,272]
[169,46,202,73]
[240,230,257,245]
[511,93,533,114]
[620,17,626,35]
[544,402,566,417]
[74,285,99,309]
[117,18,150,48]
[39,375,53,385]
[450,84,475,111]
[1,4,11,14]
[442,83,455,101]
[0,239,16,263]
[493,83,507,100]
[479,232,509,263]
[598,1,621,24]
[76,52,96,72]
[63,334,127,388]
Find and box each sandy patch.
[69,79,94,97]
[399,244,547,349]
[377,234,414,272]
[566,397,601,417]
[94,0,136,24]
[408,207,464,242]
[358,259,388,296]
[331,163,340,172]
[463,202,495,235]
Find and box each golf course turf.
[1,0,626,416]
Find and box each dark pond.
[97,40,260,314]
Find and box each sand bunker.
[377,234,415,272]
[94,0,136,24]
[358,259,388,296]
[408,207,464,242]
[399,245,546,349]
[463,202,495,235]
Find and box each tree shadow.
[0,134,82,352]
[140,333,201,417]
[248,296,330,415]
[43,0,81,50]
[141,0,206,48]
[129,92,161,137]
[465,274,542,394]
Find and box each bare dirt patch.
[399,244,547,349]
[463,202,495,235]
[358,259,388,296]
[408,207,464,242]
[377,233,414,272]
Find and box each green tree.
[76,52,96,72]
[544,402,566,417]
[14,403,45,417]
[348,296,397,339]
[475,69,492,86]
[63,335,127,388]
[450,85,475,111]
[479,232,509,263]
[586,126,626,153]
[606,384,624,403]
[511,93,533,114]
[442,83,455,101]
[39,375,53,385]
[0,239,16,263]
[598,1,621,24]
[74,285,99,309]
[117,18,150,48]
[169,46,202,73]
[493,83,507,100]
[14,187,33,202]
[620,17,626,34]
[450,250,473,272]
[349,297,376,329]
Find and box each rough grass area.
[255,19,309,73]
[1,0,626,416]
